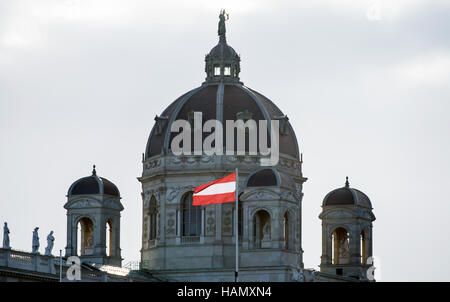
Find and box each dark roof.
[145,83,300,160]
[323,179,371,208]
[246,168,296,190]
[209,42,237,59]
[247,169,278,187]
[68,168,120,197]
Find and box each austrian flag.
[193,172,236,206]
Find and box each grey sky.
[1,0,449,281]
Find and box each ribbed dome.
[208,42,237,59]
[145,10,300,163]
[323,177,372,208]
[145,83,299,160]
[68,166,120,197]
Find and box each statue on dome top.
[218,9,229,41]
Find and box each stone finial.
[92,164,97,176]
[345,176,349,188]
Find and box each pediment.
[241,189,280,201]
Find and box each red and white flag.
[193,172,236,206]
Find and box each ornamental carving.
[280,190,297,202]
[143,188,162,207]
[166,211,176,236]
[206,210,215,235]
[167,185,193,203]
[145,159,161,170]
[244,190,280,201]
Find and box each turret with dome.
[319,177,375,280]
[64,166,124,267]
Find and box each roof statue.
[218,9,229,43]
[3,222,10,249]
[44,231,54,256]
[32,227,39,254]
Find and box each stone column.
[367,225,373,259]
[71,216,78,256]
[320,223,331,265]
[242,204,249,250]
[65,214,74,257]
[159,187,166,244]
[95,216,105,256]
[114,215,121,260]
[349,225,361,265]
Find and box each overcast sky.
[1,0,450,281]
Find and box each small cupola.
[204,9,241,84]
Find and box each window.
[214,66,221,76]
[332,227,350,265]
[224,65,231,76]
[253,210,270,248]
[77,217,94,256]
[182,192,202,236]
[106,219,113,257]
[148,196,157,240]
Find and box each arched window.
[361,230,366,264]
[253,210,271,248]
[283,212,290,250]
[148,196,157,240]
[332,227,350,265]
[182,192,202,237]
[106,219,113,257]
[77,217,94,256]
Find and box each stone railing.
[181,236,201,244]
[0,248,56,275]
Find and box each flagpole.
[59,250,62,282]
[235,167,239,282]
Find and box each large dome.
[144,12,300,162]
[145,84,300,160]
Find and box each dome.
[208,42,238,59]
[144,10,300,162]
[322,177,372,208]
[145,84,299,160]
[68,166,120,197]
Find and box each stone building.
[137,12,376,282]
[0,12,375,282]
